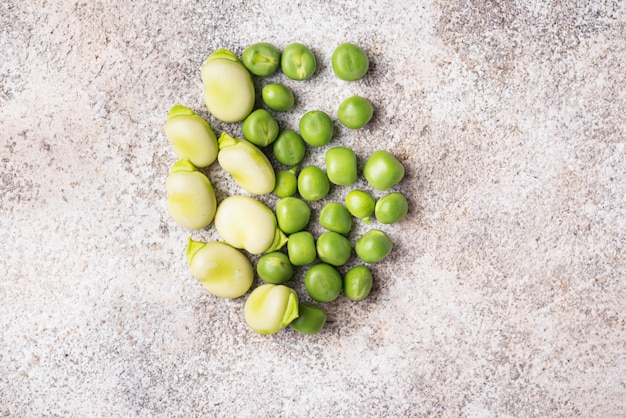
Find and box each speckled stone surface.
[1,1,625,416]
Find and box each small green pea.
[337,95,373,129]
[304,263,342,303]
[316,231,352,267]
[343,265,373,301]
[363,150,405,191]
[257,252,293,284]
[242,109,280,147]
[345,189,375,224]
[262,84,295,112]
[319,202,352,235]
[355,229,393,263]
[273,168,297,197]
[289,302,326,334]
[287,231,317,266]
[375,192,409,224]
[332,43,369,81]
[281,43,316,80]
[325,146,357,186]
[273,129,306,166]
[242,42,281,76]
[297,166,330,201]
[299,110,334,147]
[275,197,311,234]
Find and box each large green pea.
[304,263,342,303]
[273,168,298,197]
[281,43,316,80]
[331,43,369,81]
[355,229,393,263]
[287,231,317,266]
[325,146,357,186]
[289,302,327,334]
[299,110,334,147]
[298,166,330,201]
[363,150,405,191]
[272,129,306,166]
[345,189,375,224]
[337,95,373,129]
[275,197,311,234]
[319,202,352,235]
[242,109,280,147]
[316,231,352,267]
[262,84,295,112]
[375,192,409,224]
[242,42,281,76]
[343,265,373,301]
[257,252,293,284]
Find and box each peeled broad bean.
[166,159,216,230]
[244,284,299,334]
[164,104,218,168]
[363,150,405,191]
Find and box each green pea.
[242,42,281,76]
[242,109,280,147]
[164,105,218,168]
[325,146,357,186]
[275,197,311,234]
[355,229,393,263]
[337,95,373,129]
[262,84,295,112]
[287,231,316,266]
[244,284,299,334]
[319,202,352,235]
[272,129,306,166]
[297,165,330,201]
[363,150,405,191]
[257,252,293,284]
[345,189,375,224]
[299,110,334,147]
[316,231,351,267]
[289,302,326,334]
[273,168,297,197]
[375,192,409,224]
[281,43,316,80]
[343,265,373,301]
[331,43,369,81]
[304,263,342,303]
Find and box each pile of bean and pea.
[164,42,408,335]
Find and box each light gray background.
[1,1,625,416]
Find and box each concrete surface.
[1,0,625,416]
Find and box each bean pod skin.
[164,104,218,168]
[244,284,299,334]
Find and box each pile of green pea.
[164,42,408,336]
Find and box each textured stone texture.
[1,1,625,416]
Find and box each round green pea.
[297,166,330,201]
[363,150,405,191]
[304,263,342,303]
[289,302,327,334]
[331,43,369,81]
[337,95,373,129]
[257,252,293,284]
[275,197,310,234]
[316,231,352,267]
[343,265,373,301]
[375,192,409,224]
[242,109,279,147]
[287,231,316,266]
[355,229,393,264]
[319,202,352,235]
[281,43,316,80]
[299,110,334,147]
[273,169,297,197]
[273,129,306,166]
[325,146,357,186]
[345,189,375,223]
[262,83,295,112]
[242,42,281,76]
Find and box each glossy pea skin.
[305,263,342,303]
[242,109,280,147]
[299,110,334,147]
[244,284,299,334]
[345,189,375,224]
[273,129,306,166]
[355,229,393,263]
[242,42,281,76]
[325,146,357,186]
[316,231,352,267]
[275,197,311,234]
[262,84,295,112]
[319,202,352,235]
[331,43,369,81]
[257,252,293,284]
[289,302,326,334]
[363,150,405,191]
[273,169,298,197]
[375,192,409,224]
[343,265,373,301]
[337,95,373,129]
[281,43,316,80]
[287,231,316,266]
[298,166,330,201]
